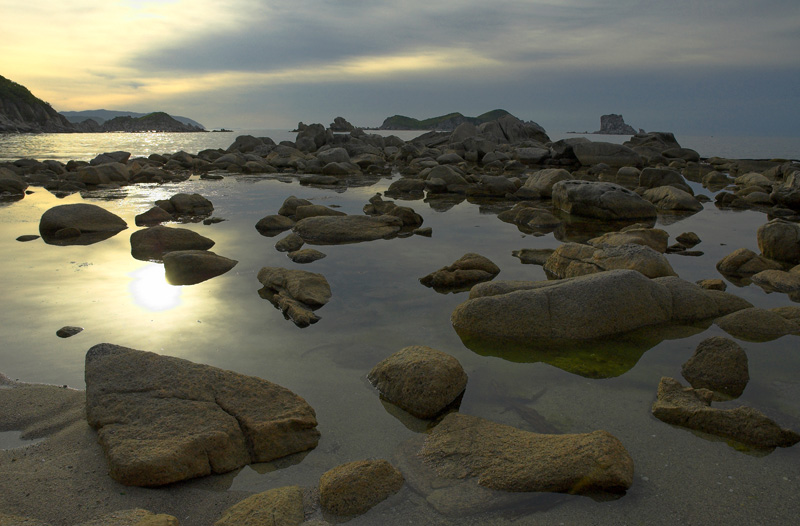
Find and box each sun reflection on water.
[129,263,182,311]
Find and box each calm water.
[1,134,799,524]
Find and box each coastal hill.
[0,74,75,133]
[0,75,204,133]
[379,109,517,131]
[61,109,204,129]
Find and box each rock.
[368,346,467,419]
[511,248,555,265]
[85,343,320,486]
[316,147,351,165]
[572,141,643,168]
[594,114,637,135]
[552,180,657,220]
[278,196,313,217]
[77,163,130,185]
[156,193,214,218]
[751,269,800,293]
[514,147,550,165]
[134,206,173,227]
[130,225,215,261]
[275,233,305,253]
[39,203,128,241]
[56,326,83,338]
[769,170,800,210]
[413,227,432,237]
[363,194,424,227]
[214,486,304,526]
[543,242,676,279]
[385,178,426,197]
[452,269,750,345]
[329,116,355,132]
[257,267,332,327]
[642,186,703,212]
[467,174,518,197]
[716,248,783,276]
[163,250,238,285]
[300,174,340,186]
[681,337,749,399]
[599,166,640,188]
[714,307,800,341]
[757,218,800,264]
[638,168,692,194]
[293,215,403,245]
[74,509,179,525]
[319,460,404,517]
[255,214,296,236]
[419,413,633,494]
[0,167,28,195]
[420,253,500,292]
[676,231,701,247]
[588,226,670,253]
[16,234,39,242]
[651,377,800,449]
[519,168,573,198]
[287,248,327,264]
[696,278,727,291]
[497,203,561,231]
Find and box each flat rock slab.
[292,214,403,245]
[85,343,320,486]
[651,377,800,449]
[257,267,332,327]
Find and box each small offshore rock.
[163,250,238,285]
[39,203,127,239]
[287,248,327,264]
[696,279,727,291]
[130,225,215,261]
[275,233,305,253]
[319,459,404,517]
[56,326,83,338]
[716,247,783,276]
[368,345,467,419]
[420,253,500,292]
[135,206,173,227]
[256,214,296,237]
[676,231,701,247]
[16,234,39,242]
[257,267,331,327]
[681,336,749,399]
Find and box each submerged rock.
[420,253,500,292]
[162,250,238,285]
[319,460,404,517]
[368,346,467,419]
[257,267,331,327]
[681,337,749,399]
[85,343,320,486]
[651,377,800,449]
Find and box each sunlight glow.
[129,263,182,312]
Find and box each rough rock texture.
[716,247,783,276]
[543,242,676,279]
[519,168,574,198]
[319,460,404,517]
[588,226,670,253]
[75,509,180,525]
[512,248,555,265]
[155,193,214,218]
[642,186,703,212]
[497,203,561,231]
[368,346,467,419]
[287,248,327,264]
[714,307,800,341]
[651,377,800,449]
[134,206,173,227]
[84,343,320,486]
[552,180,657,220]
[572,141,643,168]
[214,486,304,526]
[681,337,749,399]
[420,413,633,494]
[751,268,800,293]
[162,250,238,285]
[594,114,637,135]
[363,194,424,227]
[39,203,127,239]
[757,218,800,264]
[293,215,403,244]
[420,253,501,292]
[255,214,296,236]
[452,269,750,345]
[275,233,305,253]
[257,267,332,327]
[130,225,215,261]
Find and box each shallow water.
[1,173,799,524]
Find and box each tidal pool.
[1,173,798,524]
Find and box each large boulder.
[257,267,331,327]
[543,242,676,279]
[518,168,573,198]
[757,218,800,264]
[681,337,749,399]
[368,346,467,419]
[162,250,238,285]
[652,377,799,449]
[129,225,215,261]
[420,253,500,292]
[572,141,643,168]
[39,203,128,240]
[642,186,703,212]
[552,180,657,220]
[85,343,320,486]
[292,214,403,245]
[319,460,404,517]
[451,269,749,345]
[716,247,783,277]
[419,413,633,494]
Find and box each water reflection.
[129,263,182,312]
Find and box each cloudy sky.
[2,0,799,135]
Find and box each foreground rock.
[716,247,783,278]
[293,215,403,244]
[319,460,404,517]
[419,413,633,494]
[452,270,751,345]
[85,343,320,486]
[419,253,500,292]
[552,180,657,220]
[257,267,331,327]
[543,242,676,279]
[215,486,304,526]
[130,225,215,261]
[39,203,127,244]
[163,250,238,285]
[368,346,467,419]
[681,337,749,399]
[651,377,800,449]
[757,218,800,264]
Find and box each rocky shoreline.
[1,114,799,525]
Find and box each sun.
[129,263,182,311]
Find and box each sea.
[0,129,799,525]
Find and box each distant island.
[0,75,205,133]
[568,114,643,136]
[378,109,522,131]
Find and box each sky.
[2,0,799,136]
